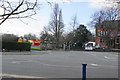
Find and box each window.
[117,32,120,37]
[116,38,119,44]
[100,31,107,36]
[97,31,101,36]
[110,32,113,37]
[100,31,103,36]
[105,31,108,35]
[100,39,104,43]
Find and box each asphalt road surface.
[2,50,118,78]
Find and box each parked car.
[84,42,95,50]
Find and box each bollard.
[82,63,87,80]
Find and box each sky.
[0,0,118,38]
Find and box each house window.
[100,31,104,36]
[116,38,119,44]
[110,32,113,37]
[100,39,104,43]
[97,31,100,36]
[105,31,107,35]
[117,32,120,37]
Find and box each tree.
[65,25,93,49]
[70,14,79,30]
[24,33,37,40]
[89,7,117,28]
[0,0,38,25]
[46,3,64,47]
[74,25,93,48]
[40,31,55,41]
[66,14,79,44]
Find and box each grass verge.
[31,47,40,50]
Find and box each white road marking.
[38,62,78,68]
[90,54,96,56]
[90,64,99,66]
[33,61,81,68]
[1,74,45,78]
[104,56,117,60]
[11,61,20,64]
[10,60,33,64]
[104,56,109,59]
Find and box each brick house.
[95,20,120,49]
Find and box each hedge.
[2,41,31,51]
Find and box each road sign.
[65,42,68,46]
[18,38,23,42]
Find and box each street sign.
[65,42,68,46]
[18,38,23,42]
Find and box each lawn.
[31,47,40,50]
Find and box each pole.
[82,63,87,80]
[63,42,65,50]
[68,42,70,50]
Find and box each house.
[95,20,120,49]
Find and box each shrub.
[2,41,31,51]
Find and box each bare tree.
[89,7,117,28]
[70,14,79,30]
[68,14,79,44]
[40,31,55,41]
[0,0,39,25]
[46,3,64,47]
[24,33,37,40]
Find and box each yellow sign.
[18,38,23,42]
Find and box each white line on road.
[1,74,45,78]
[11,61,20,64]
[10,60,33,64]
[104,56,108,59]
[90,54,96,56]
[104,56,117,60]
[90,64,99,66]
[36,62,80,68]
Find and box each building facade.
[95,20,120,49]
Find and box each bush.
[2,41,31,51]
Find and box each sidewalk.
[111,49,120,52]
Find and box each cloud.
[41,0,119,8]
[89,0,118,8]
[0,16,49,37]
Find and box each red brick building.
[95,20,120,49]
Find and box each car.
[84,42,95,50]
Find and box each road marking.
[11,61,20,64]
[10,60,33,64]
[90,54,96,56]
[34,61,81,68]
[104,56,117,60]
[104,56,109,59]
[90,64,98,66]
[2,74,45,78]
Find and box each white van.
[84,42,95,50]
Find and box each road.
[2,50,118,78]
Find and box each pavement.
[1,50,119,78]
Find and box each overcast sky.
[0,0,118,37]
